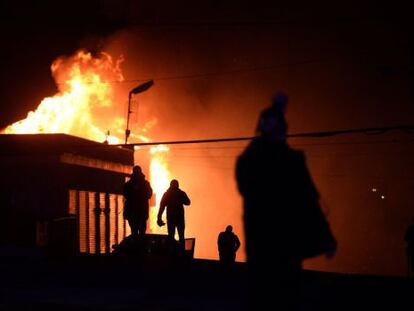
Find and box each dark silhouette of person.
[236,92,336,310]
[404,219,414,277]
[157,179,191,244]
[123,165,153,237]
[218,225,241,265]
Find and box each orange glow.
[149,145,170,234]
[3,50,125,144]
[2,49,173,235]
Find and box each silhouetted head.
[271,91,288,113]
[225,225,233,233]
[133,165,142,174]
[256,91,288,141]
[132,165,144,179]
[170,179,179,189]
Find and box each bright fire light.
[149,145,171,233]
[1,49,171,234]
[2,50,125,144]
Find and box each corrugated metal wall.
[69,189,129,254]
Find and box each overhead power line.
[117,124,414,148]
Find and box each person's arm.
[296,151,337,259]
[218,233,224,253]
[157,192,167,225]
[182,191,191,205]
[234,235,241,251]
[235,156,247,196]
[296,151,319,202]
[217,233,222,249]
[146,181,153,199]
[122,182,129,199]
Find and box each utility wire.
[118,124,414,148]
[136,138,414,151]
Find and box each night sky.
[1,0,414,276]
[1,1,413,130]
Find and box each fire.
[2,50,125,144]
[149,145,171,233]
[2,49,171,235]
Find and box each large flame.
[3,50,125,144]
[2,49,170,234]
[149,145,171,233]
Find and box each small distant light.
[381,195,385,199]
[372,188,377,192]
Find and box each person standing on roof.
[123,165,153,237]
[157,179,191,244]
[218,225,241,265]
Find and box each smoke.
[101,28,262,261]
[0,0,410,274]
[98,19,414,271]
[3,1,412,271]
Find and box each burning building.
[0,49,196,260]
[0,133,133,255]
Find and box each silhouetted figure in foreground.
[404,219,414,277]
[123,165,153,237]
[236,92,336,310]
[218,225,241,265]
[158,179,191,244]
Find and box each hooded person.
[123,165,153,237]
[236,91,336,309]
[255,91,288,140]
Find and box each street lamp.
[125,80,154,144]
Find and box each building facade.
[0,134,134,255]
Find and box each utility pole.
[125,80,154,144]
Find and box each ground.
[0,255,413,310]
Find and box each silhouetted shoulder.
[145,180,153,197]
[285,146,305,159]
[289,148,309,169]
[237,139,309,173]
[180,189,191,205]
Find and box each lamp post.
[125,80,154,144]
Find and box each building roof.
[0,134,133,166]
